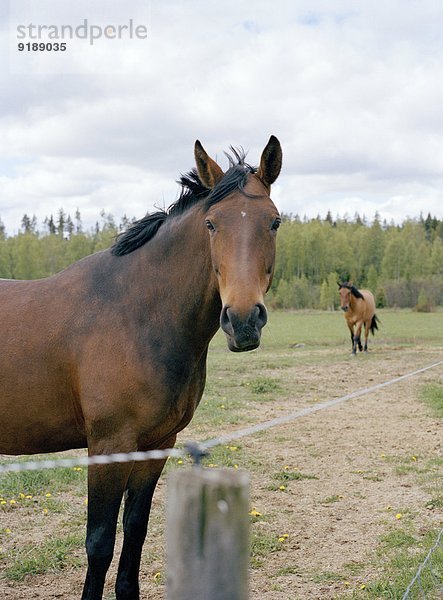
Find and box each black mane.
[112,148,257,256]
[340,282,364,300]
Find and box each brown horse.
[0,136,282,600]
[338,282,379,354]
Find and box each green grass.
[360,528,443,599]
[313,570,345,583]
[250,531,286,568]
[273,469,318,482]
[3,533,84,581]
[380,530,417,550]
[207,308,443,351]
[421,382,443,418]
[0,464,87,499]
[244,376,282,395]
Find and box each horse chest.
[128,355,207,444]
[346,312,359,326]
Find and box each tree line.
[269,211,443,310]
[1,209,442,310]
[0,209,125,281]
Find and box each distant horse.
[338,282,379,354]
[0,136,282,600]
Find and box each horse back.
[359,289,376,320]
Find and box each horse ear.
[257,135,282,189]
[194,140,224,189]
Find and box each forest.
[1,209,442,310]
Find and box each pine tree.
[21,214,36,234]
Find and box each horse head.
[338,282,352,312]
[195,136,282,351]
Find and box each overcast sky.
[1,0,442,233]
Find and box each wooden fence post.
[166,467,250,600]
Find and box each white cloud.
[1,0,443,232]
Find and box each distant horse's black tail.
[370,314,379,335]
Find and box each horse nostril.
[220,305,234,335]
[255,303,267,329]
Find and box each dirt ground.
[1,346,442,599]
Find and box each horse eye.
[271,218,281,231]
[205,219,215,232]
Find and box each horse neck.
[349,290,363,310]
[125,208,221,347]
[349,292,356,311]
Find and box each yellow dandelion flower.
[249,508,262,517]
[411,456,417,461]
[43,509,48,515]
[84,499,88,505]
[395,513,402,520]
[0,501,6,505]
[25,495,33,499]
[5,528,11,533]
[177,459,183,465]
[45,493,52,498]
[233,464,238,469]
[380,452,386,458]
[343,581,350,586]
[278,537,285,542]
[9,500,16,505]
[360,584,366,590]
[279,485,286,491]
[19,493,25,499]
[153,571,161,582]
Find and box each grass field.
[1,308,442,599]
[212,308,443,350]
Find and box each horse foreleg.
[355,321,363,352]
[347,322,356,354]
[82,462,132,600]
[115,437,175,600]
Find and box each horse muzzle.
[341,306,349,312]
[220,303,267,352]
